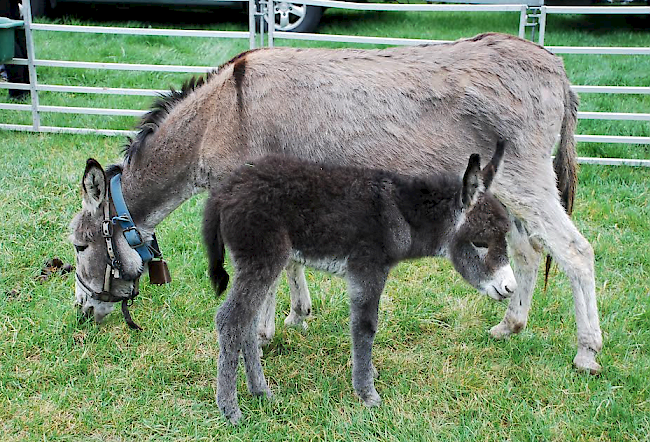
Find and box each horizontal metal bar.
[575,134,650,144]
[37,84,166,96]
[0,103,31,111]
[578,111,650,121]
[548,46,650,55]
[278,0,527,11]
[10,58,213,73]
[577,157,650,167]
[4,81,649,97]
[0,81,31,90]
[2,124,647,165]
[274,31,447,46]
[545,6,650,14]
[0,102,145,116]
[30,23,250,39]
[572,85,650,95]
[38,105,146,117]
[0,123,136,137]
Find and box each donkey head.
[448,141,516,301]
[69,159,145,323]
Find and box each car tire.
[271,3,323,33]
[26,0,50,18]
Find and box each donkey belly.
[291,250,347,277]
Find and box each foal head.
[448,142,516,301]
[69,159,145,323]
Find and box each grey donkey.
[203,141,515,424]
[69,33,601,374]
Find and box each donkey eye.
[74,244,88,253]
[472,241,489,249]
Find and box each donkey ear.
[82,158,107,214]
[481,139,506,189]
[462,154,484,208]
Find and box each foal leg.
[490,217,543,339]
[347,265,389,407]
[257,277,280,345]
[243,306,274,398]
[284,261,312,329]
[216,268,280,424]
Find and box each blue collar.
[109,174,155,264]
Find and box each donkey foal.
[203,141,515,424]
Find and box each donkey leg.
[243,307,274,398]
[536,203,602,373]
[257,277,280,346]
[284,261,312,329]
[215,295,246,424]
[490,217,543,339]
[347,265,389,407]
[216,268,280,424]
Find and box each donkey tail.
[202,195,230,296]
[545,86,580,288]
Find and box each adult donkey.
[69,33,602,373]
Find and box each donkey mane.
[122,72,216,164]
[122,49,266,165]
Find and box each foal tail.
[202,194,230,296]
[545,86,580,288]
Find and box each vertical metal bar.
[255,0,266,48]
[538,6,547,46]
[21,0,41,131]
[518,5,526,39]
[249,0,256,49]
[267,0,274,47]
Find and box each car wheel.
[25,0,50,18]
[272,3,323,33]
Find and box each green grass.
[1,5,650,441]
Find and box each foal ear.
[481,139,506,189]
[462,154,484,208]
[82,158,107,215]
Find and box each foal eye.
[472,241,489,249]
[74,244,88,253]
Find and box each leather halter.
[76,173,159,330]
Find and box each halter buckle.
[122,226,146,248]
[102,220,113,238]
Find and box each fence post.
[267,0,274,48]
[518,5,527,39]
[538,6,547,46]
[249,0,257,49]
[20,0,40,131]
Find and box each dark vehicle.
[28,0,325,33]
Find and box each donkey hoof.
[489,322,513,340]
[357,388,382,407]
[574,348,601,375]
[257,331,273,347]
[251,387,274,399]
[221,406,243,425]
[284,313,308,330]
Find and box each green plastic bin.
[0,17,24,63]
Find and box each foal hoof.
[251,387,274,399]
[574,348,601,375]
[357,388,382,407]
[220,406,243,425]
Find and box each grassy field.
[1,5,650,441]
